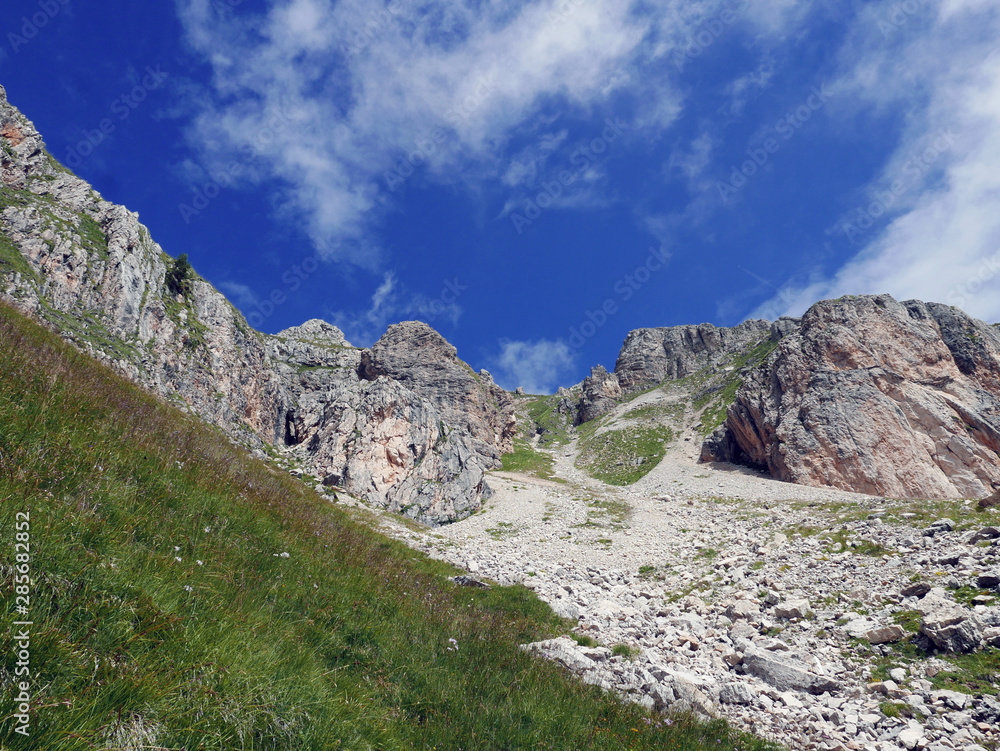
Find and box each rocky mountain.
[703,295,1000,499]
[5,79,1000,511]
[614,319,777,390]
[568,296,1000,501]
[0,84,512,525]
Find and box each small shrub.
[166,253,192,296]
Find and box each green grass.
[0,301,780,751]
[951,585,997,606]
[0,226,36,281]
[892,610,922,634]
[523,395,574,446]
[692,338,779,437]
[929,649,1000,695]
[500,439,561,481]
[576,425,674,485]
[823,529,891,557]
[621,401,685,422]
[870,630,1000,697]
[611,644,640,660]
[76,212,109,259]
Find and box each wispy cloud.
[490,338,577,394]
[174,0,664,264]
[328,271,463,346]
[218,280,261,309]
[752,1,1000,322]
[173,0,819,267]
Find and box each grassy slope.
[0,302,778,751]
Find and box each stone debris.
[374,433,1000,751]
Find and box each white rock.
[774,598,812,620]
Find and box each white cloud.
[667,132,714,187]
[219,280,261,309]
[174,0,664,262]
[173,0,816,266]
[751,1,1000,323]
[328,271,463,345]
[490,339,577,394]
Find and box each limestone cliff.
[704,295,1000,499]
[0,84,512,524]
[614,319,775,390]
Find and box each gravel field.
[367,420,1000,751]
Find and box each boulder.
[969,526,1000,544]
[865,625,906,644]
[977,570,1000,588]
[614,320,774,390]
[576,365,622,424]
[774,598,812,620]
[920,602,983,654]
[741,646,841,694]
[901,582,932,598]
[719,681,756,705]
[725,600,760,621]
[520,637,594,674]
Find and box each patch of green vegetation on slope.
[0,226,35,281]
[622,400,685,423]
[524,393,574,446]
[576,424,674,485]
[0,302,778,751]
[693,337,779,437]
[76,211,109,260]
[500,438,563,482]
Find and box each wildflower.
[196,560,204,566]
[204,527,211,533]
[280,552,290,558]
[446,638,459,652]
[174,546,180,552]
[175,557,182,563]
[184,585,193,592]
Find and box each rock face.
[0,84,512,524]
[614,319,774,390]
[576,364,622,424]
[706,295,1000,499]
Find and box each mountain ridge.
[4,82,1000,511]
[0,83,512,525]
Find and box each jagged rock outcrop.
[614,319,774,390]
[269,320,516,523]
[705,295,1000,499]
[0,84,512,524]
[577,364,622,424]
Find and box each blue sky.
[3,0,999,393]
